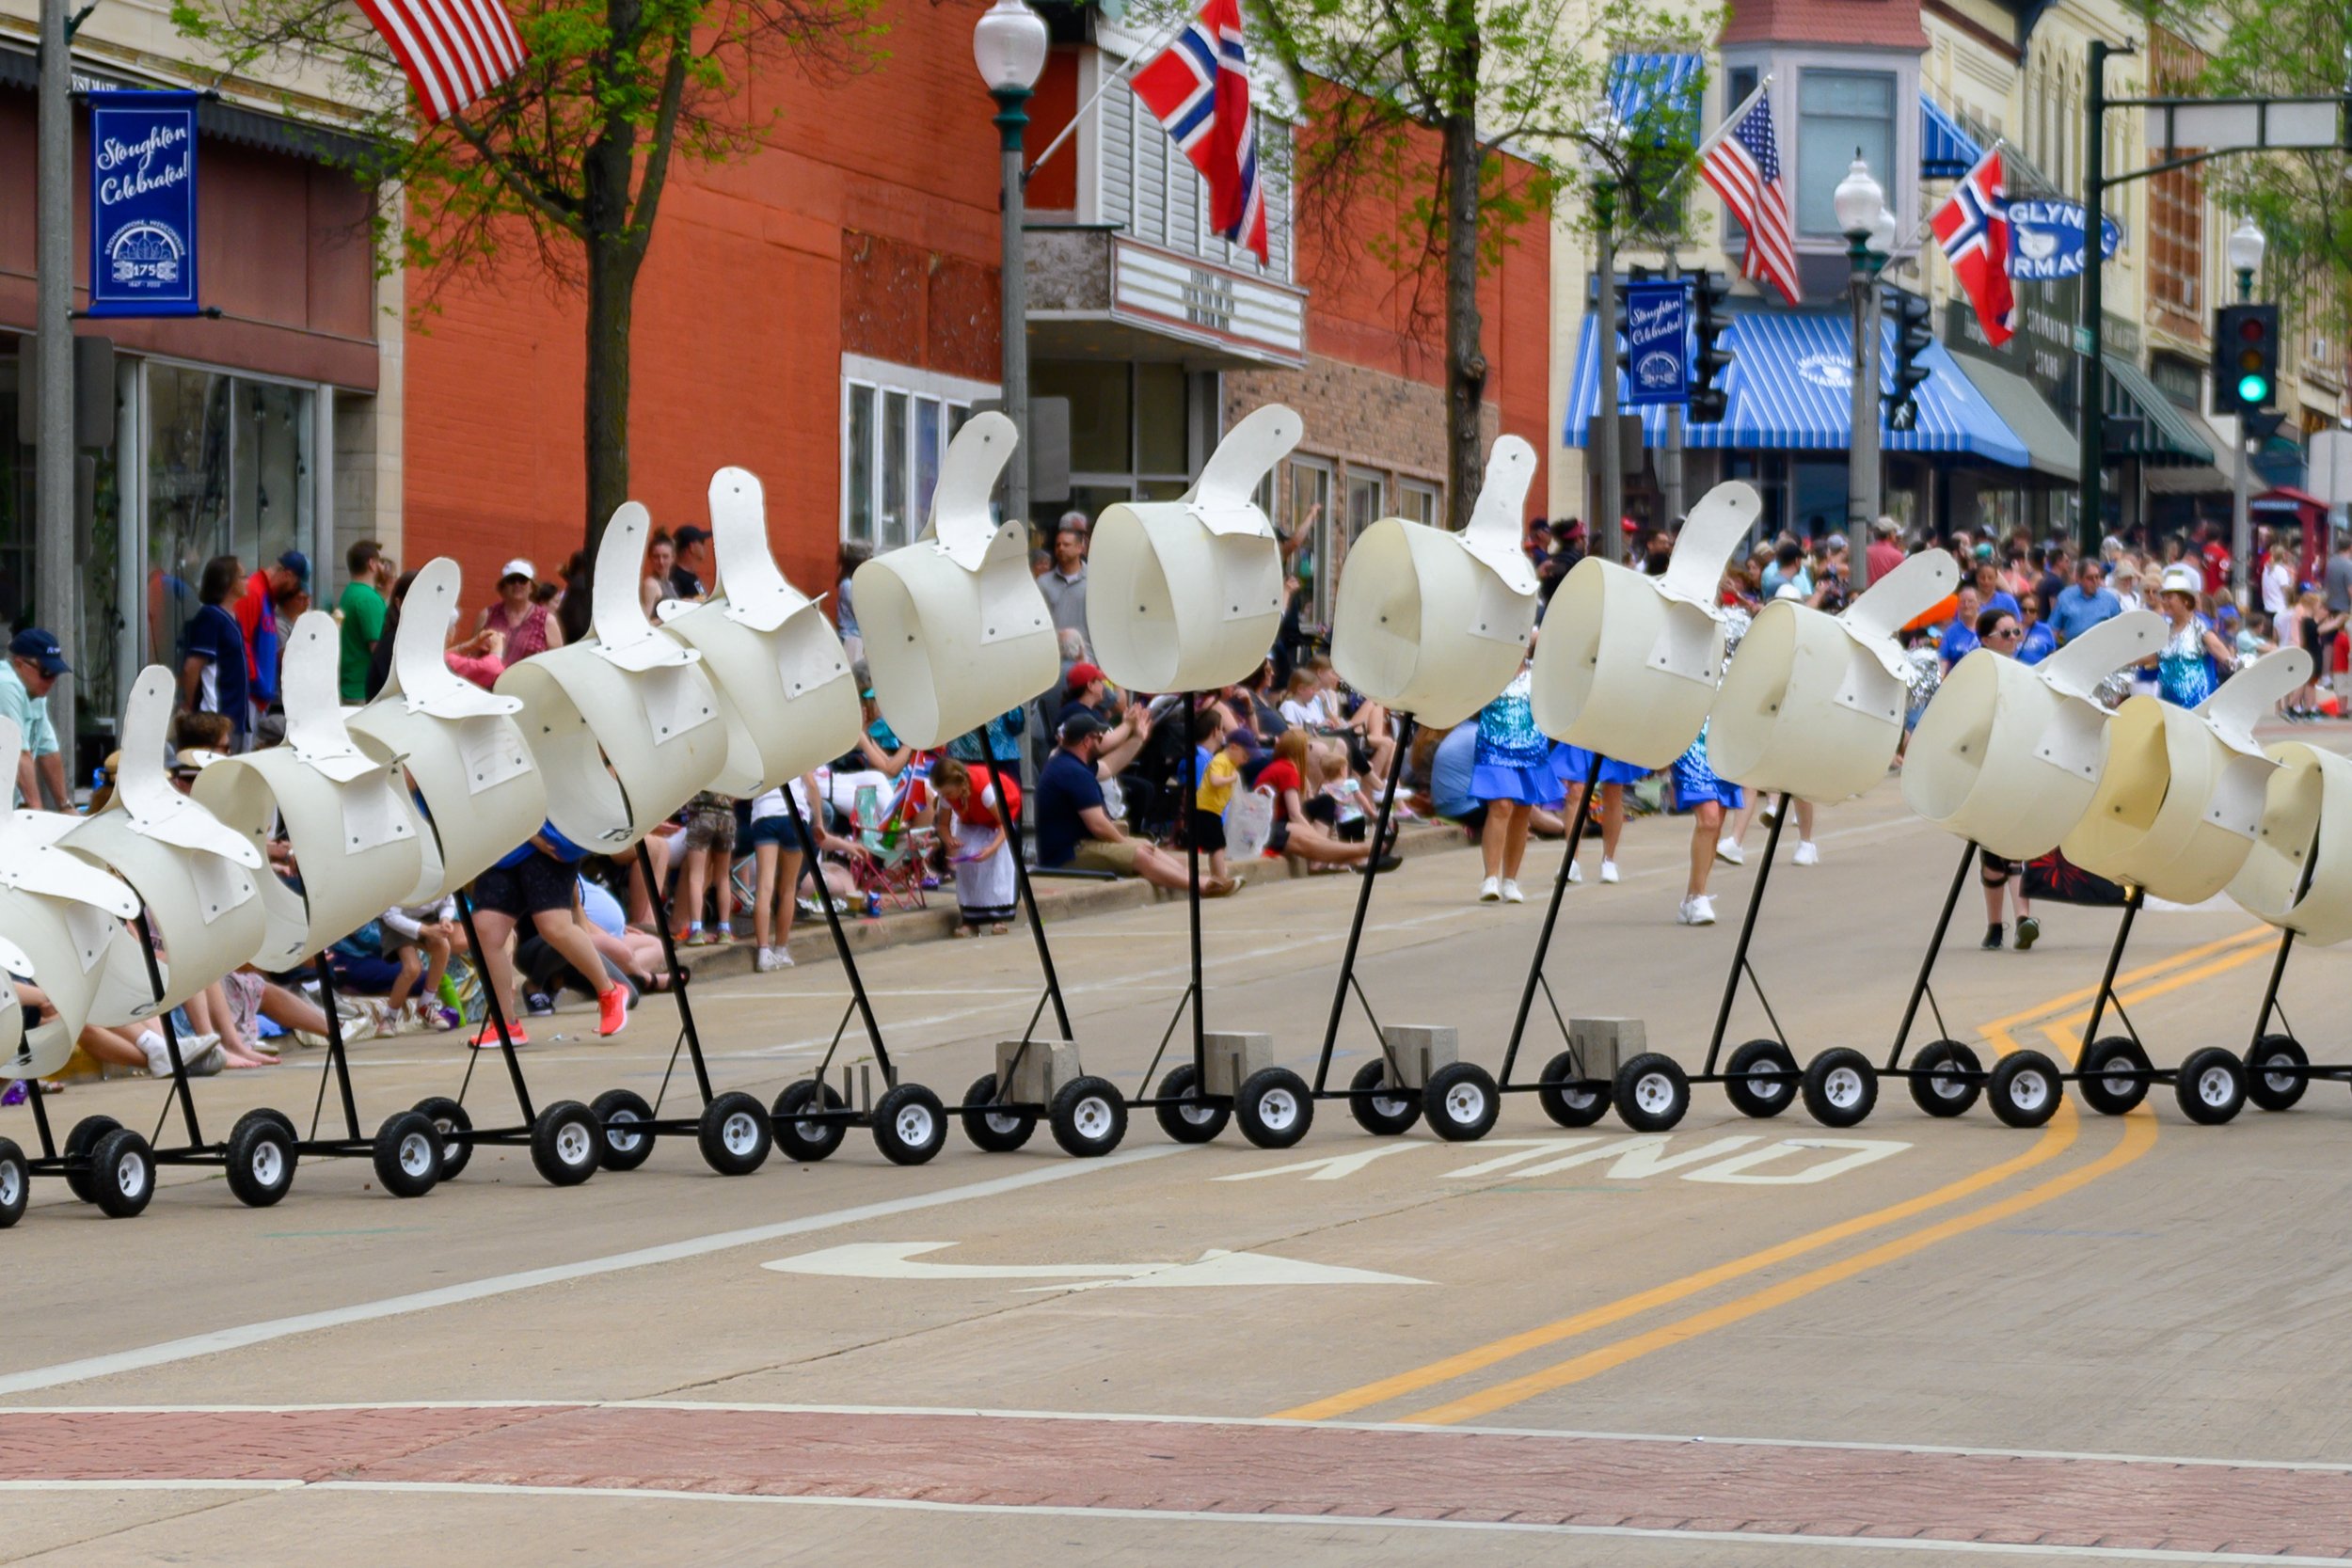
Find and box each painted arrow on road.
[762,1242,1428,1291]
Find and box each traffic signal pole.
[36,0,75,756]
[2077,39,2111,559]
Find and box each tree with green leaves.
[177,0,886,551]
[1251,0,1712,527]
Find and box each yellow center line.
[1274,928,2273,1425]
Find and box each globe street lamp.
[1581,117,1627,562]
[1835,154,1887,559]
[975,0,1051,530]
[2225,217,2266,606]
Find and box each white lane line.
[3,1400,2342,1477]
[0,1479,306,1493]
[0,1150,1180,1399]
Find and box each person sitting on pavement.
[1036,710,1226,894]
[1259,728,1397,873]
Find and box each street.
[5,767,2350,1565]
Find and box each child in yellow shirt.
[1190,705,1247,891]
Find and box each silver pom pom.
[2094,670,2132,709]
[1718,605,1753,663]
[1904,643,1944,723]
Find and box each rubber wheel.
[87,1128,155,1219]
[63,1114,120,1204]
[1536,1051,1611,1128]
[1236,1067,1313,1149]
[873,1083,947,1165]
[698,1091,773,1176]
[0,1136,27,1227]
[2077,1036,2151,1116]
[960,1072,1038,1154]
[1988,1050,2061,1129]
[530,1101,602,1186]
[372,1111,442,1198]
[1049,1074,1127,1158]
[230,1107,300,1147]
[2174,1047,2245,1126]
[1724,1038,1799,1118]
[590,1089,658,1171]
[1422,1062,1500,1142]
[1614,1052,1690,1132]
[224,1116,297,1208]
[1907,1039,1983,1117]
[2243,1034,2308,1112]
[1348,1058,1422,1136]
[412,1096,474,1180]
[771,1081,848,1163]
[1802,1048,1879,1128]
[1152,1063,1230,1145]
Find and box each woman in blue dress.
[1550,742,1645,885]
[1470,657,1561,904]
[2148,563,2235,708]
[1668,720,1742,927]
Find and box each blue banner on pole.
[87,89,201,319]
[1623,278,1689,407]
[2004,199,2122,281]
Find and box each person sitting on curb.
[1036,710,1230,894]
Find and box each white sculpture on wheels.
[854,413,1057,749]
[191,613,425,969]
[1332,436,1539,727]
[496,502,725,850]
[2232,739,2352,944]
[0,715,139,1081]
[350,559,549,900]
[2063,648,2312,903]
[1532,481,1761,766]
[1903,610,2164,860]
[1087,404,1300,696]
[1709,551,1960,802]
[659,467,861,790]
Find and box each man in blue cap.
[0,628,70,810]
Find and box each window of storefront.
[1286,455,1334,623]
[1402,480,1441,527]
[1033,360,1204,530]
[1796,71,1894,236]
[839,355,992,549]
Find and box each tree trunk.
[583,236,637,560]
[1440,11,1486,531]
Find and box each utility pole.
[1661,251,1685,527]
[2076,39,2110,559]
[36,0,76,750]
[1593,180,1622,563]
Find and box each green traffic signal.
[2238,373,2270,404]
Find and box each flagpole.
[1692,74,1772,166]
[1024,12,1196,182]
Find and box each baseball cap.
[1058,709,1107,744]
[8,628,69,676]
[278,550,310,585]
[1064,660,1105,694]
[499,559,535,584]
[673,525,711,548]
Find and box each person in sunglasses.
[1974,606,2041,953]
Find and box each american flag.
[1131,0,1268,264]
[1697,85,1800,306]
[1932,147,2015,345]
[355,0,527,125]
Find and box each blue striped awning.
[1922,95,1985,178]
[1563,309,2032,467]
[1607,52,1703,145]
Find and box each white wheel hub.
[2011,1071,2051,1112]
[1,1162,23,1207]
[1443,1081,1486,1125]
[1258,1088,1298,1132]
[1636,1073,1675,1114]
[2260,1056,2296,1094]
[723,1112,762,1155]
[1073,1096,1113,1140]
[250,1142,285,1187]
[606,1113,644,1151]
[557,1121,594,1165]
[1827,1067,1864,1108]
[2198,1067,2235,1107]
[983,1109,1024,1135]
[896,1104,936,1145]
[398,1132,433,1179]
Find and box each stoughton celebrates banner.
[1622,278,1690,408]
[87,89,201,319]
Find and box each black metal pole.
[312,955,363,1140]
[453,889,533,1121]
[1703,792,1789,1074]
[1497,750,1602,1086]
[2247,826,2321,1049]
[1885,840,1978,1071]
[982,738,1072,1041]
[635,840,715,1103]
[1186,693,1206,1083]
[1311,712,1415,1093]
[779,788,893,1085]
[131,911,202,1147]
[2078,884,2143,1049]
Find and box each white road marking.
[0,1149,1181,1398]
[1212,1146,1424,1182]
[760,1242,1428,1290]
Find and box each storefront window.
[1797,71,1895,237]
[839,361,981,548]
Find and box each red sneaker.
[470,1022,529,1049]
[597,986,629,1037]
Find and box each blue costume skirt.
[1470,761,1564,808]
[1670,735,1744,812]
[1550,742,1647,789]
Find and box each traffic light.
[1884,287,1933,432]
[1689,270,1733,424]
[2213,303,2280,414]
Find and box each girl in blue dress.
[1669,720,1743,927]
[1471,659,1561,903]
[2149,564,2234,708]
[1551,742,1645,885]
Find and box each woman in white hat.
[477,558,564,662]
[2148,562,2235,708]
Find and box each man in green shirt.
[337,538,392,702]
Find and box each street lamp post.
[2226,216,2265,610]
[974,0,1050,531]
[1582,121,1626,563]
[1835,155,1887,569]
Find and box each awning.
[2100,355,2216,467]
[1948,353,2078,482]
[0,41,381,166]
[1606,53,1703,144]
[1563,309,2032,467]
[1922,95,1986,179]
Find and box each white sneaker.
[772,946,795,969]
[1715,837,1745,866]
[1792,841,1820,867]
[1478,876,1502,903]
[755,946,779,973]
[1677,895,1718,926]
[1599,859,1621,884]
[1566,860,1583,884]
[138,1030,174,1077]
[1501,879,1525,904]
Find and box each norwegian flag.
[355,0,527,124]
[1131,0,1268,264]
[1932,148,2015,346]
